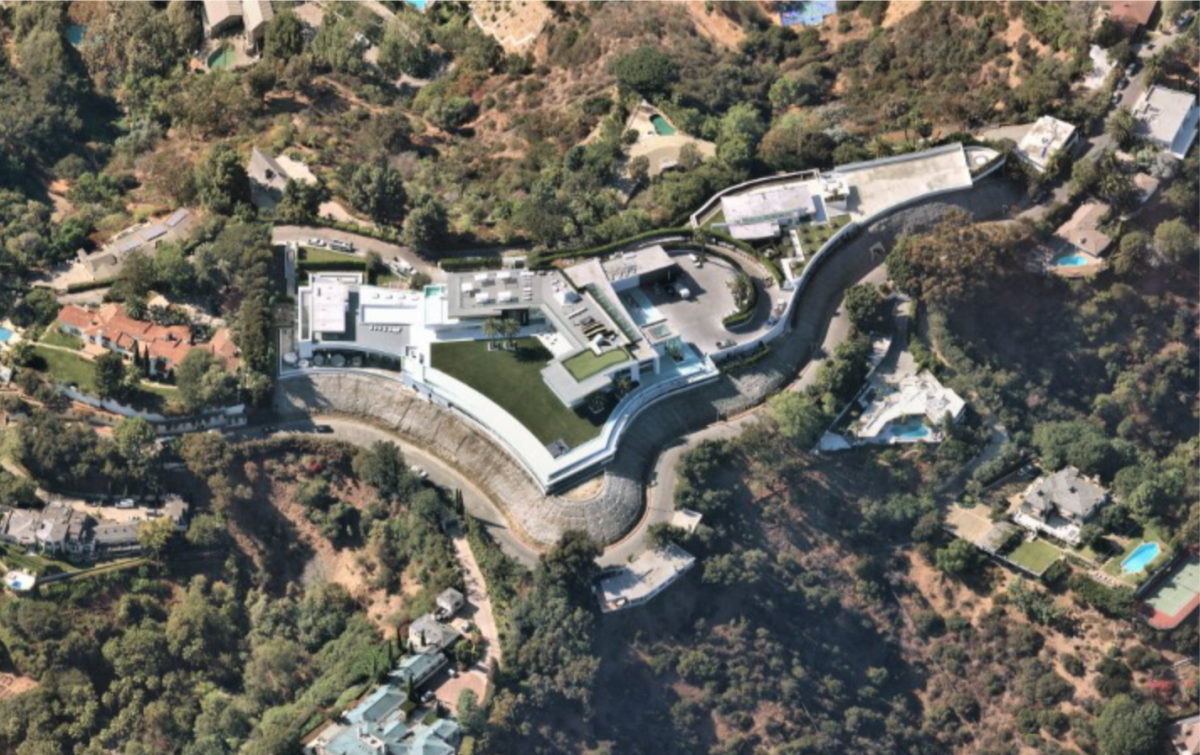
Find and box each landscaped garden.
[1100,528,1170,586]
[1007,538,1062,577]
[430,338,607,448]
[31,345,175,410]
[796,214,852,253]
[563,347,630,381]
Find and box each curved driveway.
[273,180,1022,570]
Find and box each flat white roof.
[1134,86,1200,159]
[599,544,695,612]
[1016,116,1077,171]
[722,184,816,225]
[312,282,349,334]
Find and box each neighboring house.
[203,0,274,45]
[75,210,194,283]
[408,614,461,654]
[1054,203,1113,258]
[1172,714,1200,755]
[1107,0,1158,37]
[55,304,241,379]
[1015,116,1078,174]
[435,587,465,619]
[854,372,967,446]
[1132,85,1200,159]
[306,661,461,755]
[1013,466,1109,546]
[389,651,447,690]
[248,148,317,210]
[0,501,148,561]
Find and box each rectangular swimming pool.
[622,289,664,327]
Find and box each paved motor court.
[644,251,773,354]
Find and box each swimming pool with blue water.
[1121,542,1161,574]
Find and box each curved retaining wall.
[275,370,643,546]
[276,179,1023,547]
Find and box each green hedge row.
[66,277,118,293]
[722,308,755,328]
[439,256,503,272]
[530,227,692,267]
[718,343,772,374]
[297,259,368,272]
[304,216,403,244]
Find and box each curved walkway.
[275,179,1023,566]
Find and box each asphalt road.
[271,225,440,279]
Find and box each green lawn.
[33,345,96,391]
[40,330,83,350]
[301,247,359,263]
[1008,539,1061,576]
[431,338,606,448]
[1,542,80,576]
[31,345,172,412]
[563,347,630,381]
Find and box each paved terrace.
[276,180,1022,550]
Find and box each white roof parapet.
[1133,85,1200,159]
[599,543,696,613]
[1015,116,1077,173]
[857,371,965,440]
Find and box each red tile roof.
[1108,1,1157,34]
[55,304,240,371]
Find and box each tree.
[195,143,251,215]
[716,103,767,169]
[402,198,448,249]
[175,349,237,414]
[499,317,522,350]
[166,1,203,53]
[539,530,601,605]
[11,287,59,328]
[346,164,407,226]
[768,63,833,111]
[628,155,650,188]
[263,6,305,60]
[481,318,501,350]
[456,689,487,738]
[1093,695,1167,755]
[1105,106,1138,150]
[276,179,329,223]
[378,17,432,78]
[843,283,888,334]
[1112,230,1151,277]
[887,209,1025,308]
[94,351,128,400]
[113,416,160,487]
[935,539,981,575]
[137,517,177,562]
[611,47,678,98]
[1154,218,1198,264]
[769,392,825,449]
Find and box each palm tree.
[481,318,500,350]
[497,317,520,350]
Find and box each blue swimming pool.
[1053,252,1088,267]
[0,327,13,343]
[889,417,930,440]
[779,0,836,27]
[66,24,86,47]
[622,289,665,328]
[1121,542,1161,574]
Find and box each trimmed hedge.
[304,216,403,244]
[721,273,759,328]
[439,256,503,272]
[530,227,691,267]
[718,343,772,374]
[297,259,368,272]
[66,277,117,293]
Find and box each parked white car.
[306,237,326,248]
